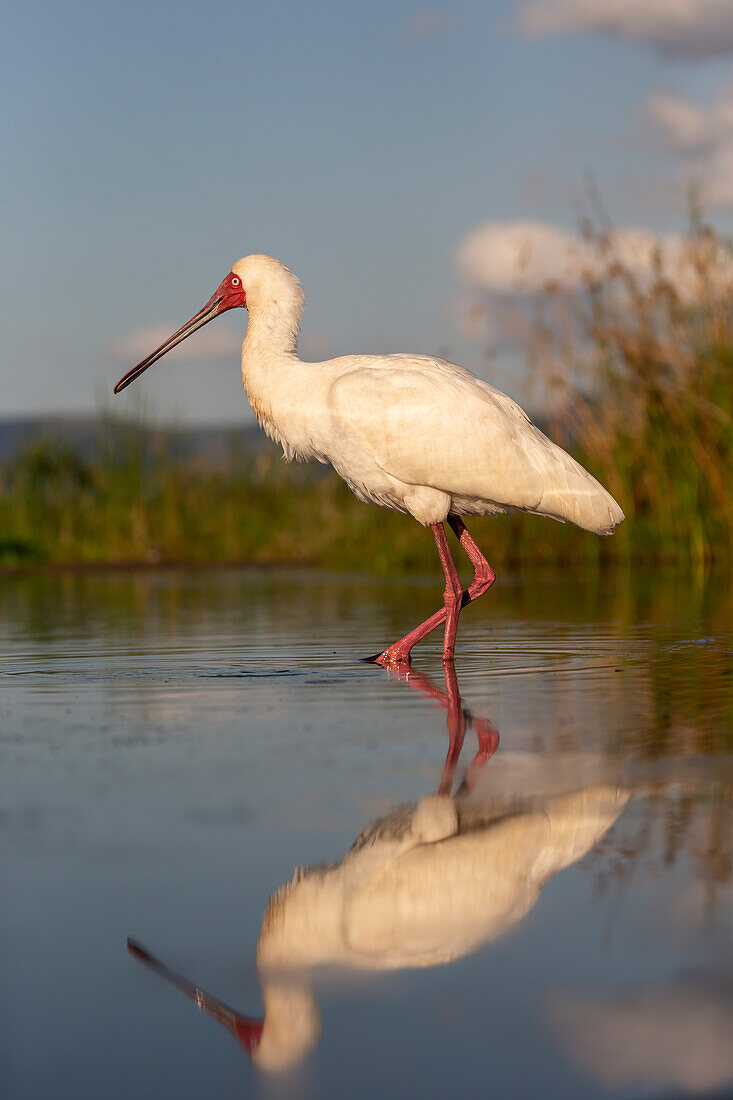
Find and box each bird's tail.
[534,442,625,535]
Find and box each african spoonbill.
[114,255,624,664]
[129,776,627,1070]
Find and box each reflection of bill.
[128,662,628,1072]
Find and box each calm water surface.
[1,568,732,1098]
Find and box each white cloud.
[646,82,733,208]
[109,323,241,364]
[457,221,585,294]
[548,983,733,1093]
[456,220,694,295]
[454,218,733,348]
[521,0,733,60]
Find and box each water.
[1,568,731,1098]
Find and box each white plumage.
[234,255,624,533]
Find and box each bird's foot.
[367,646,413,671]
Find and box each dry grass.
[528,210,733,565]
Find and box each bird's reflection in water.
[128,660,628,1072]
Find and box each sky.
[3,0,733,424]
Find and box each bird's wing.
[326,356,545,510]
[339,786,627,968]
[340,824,541,967]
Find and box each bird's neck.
[244,294,301,360]
[241,298,300,427]
[255,981,321,1070]
[240,298,326,461]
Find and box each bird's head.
[126,938,320,1074]
[230,254,303,316]
[112,254,301,395]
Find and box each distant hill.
[0,415,272,466]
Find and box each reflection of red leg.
[460,715,500,792]
[393,660,499,797]
[438,660,466,795]
[373,518,496,668]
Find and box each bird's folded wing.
[340,826,544,966]
[326,360,545,510]
[339,786,627,966]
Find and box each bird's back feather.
[326,355,624,533]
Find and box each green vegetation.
[0,432,601,572]
[2,219,731,573]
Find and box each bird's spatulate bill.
[113,272,246,394]
[126,937,264,1053]
[113,294,221,393]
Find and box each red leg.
[433,522,463,663]
[447,516,496,597]
[372,517,496,668]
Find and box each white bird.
[114,255,625,664]
[129,779,628,1071]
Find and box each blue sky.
[3,0,732,423]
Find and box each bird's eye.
[231,276,240,286]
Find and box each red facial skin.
[113,270,246,394]
[216,271,247,312]
[234,1015,265,1054]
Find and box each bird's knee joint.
[476,566,496,592]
